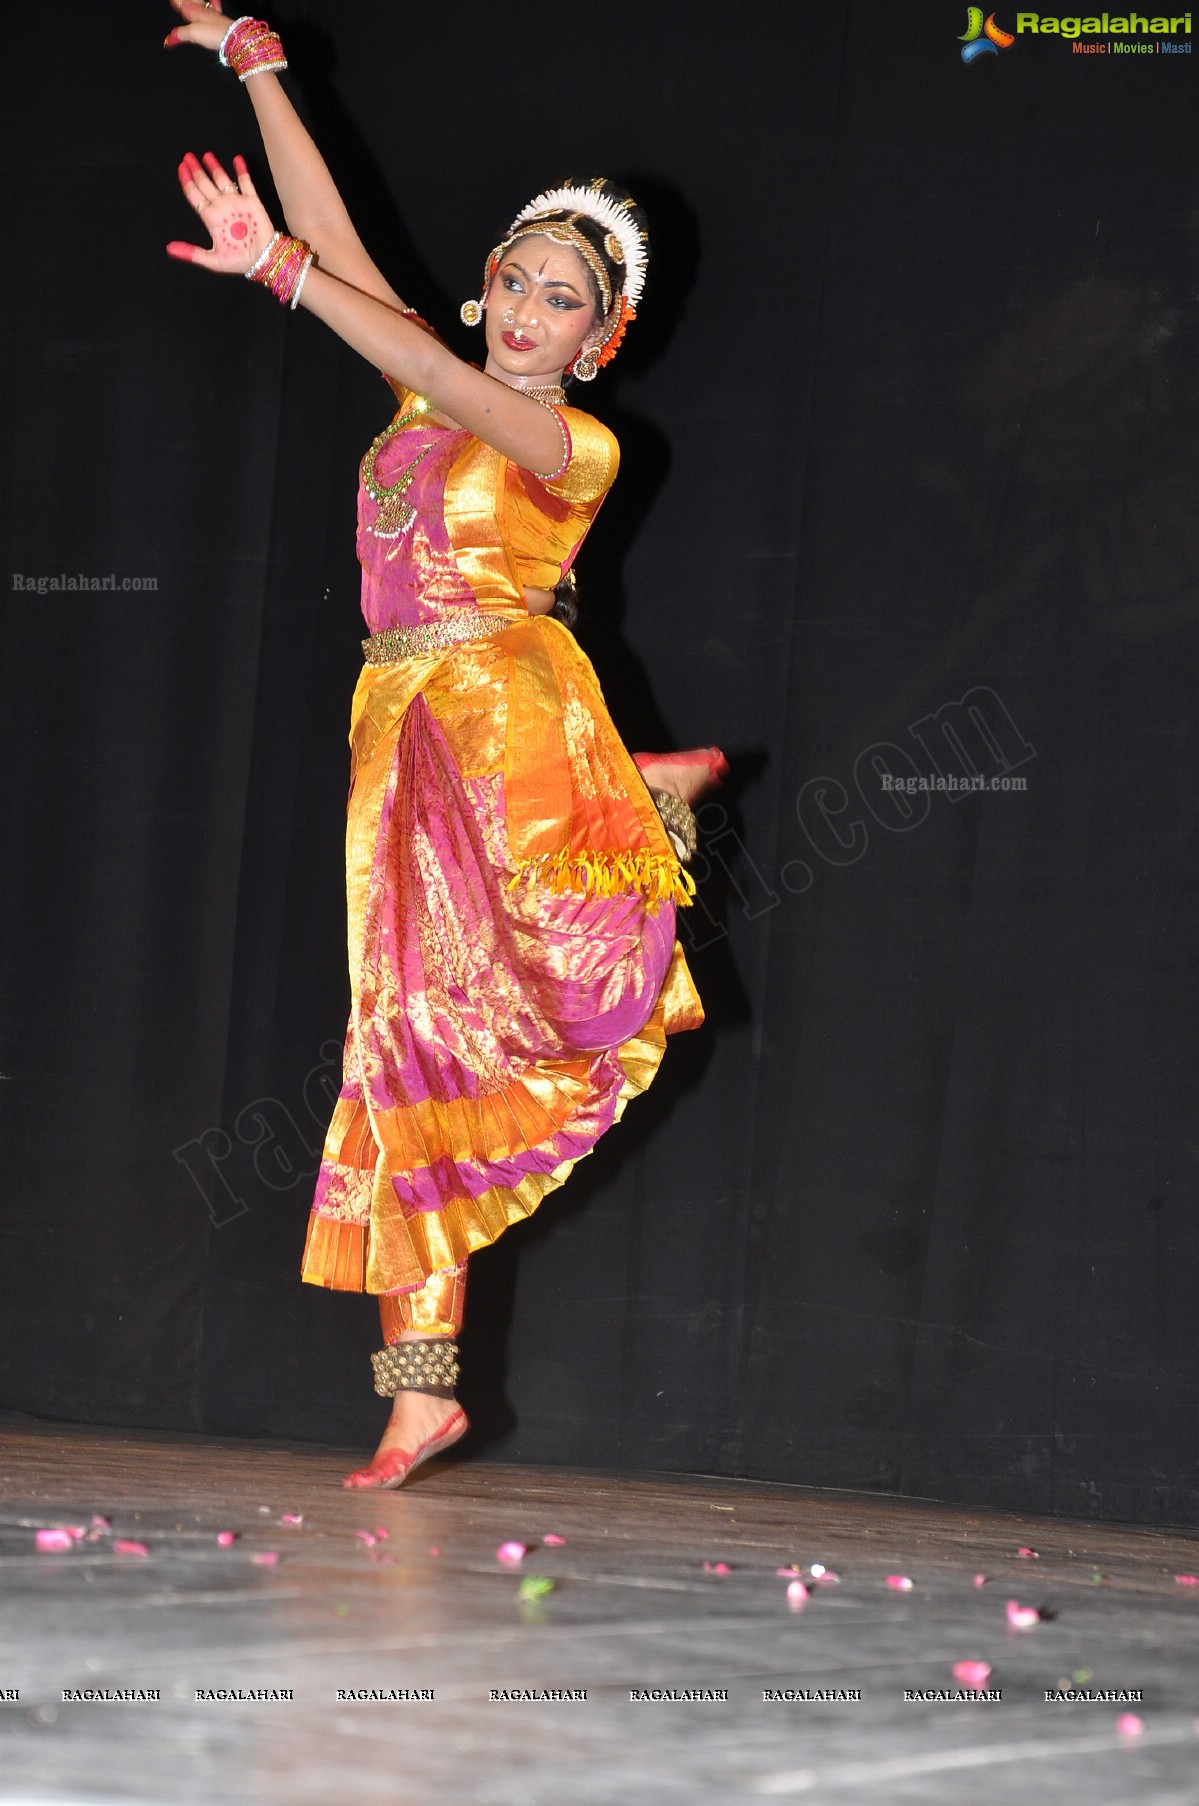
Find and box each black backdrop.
[2,2,1196,1527]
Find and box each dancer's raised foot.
[342,1392,468,1490]
[633,746,728,806]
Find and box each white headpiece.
[506,182,649,311]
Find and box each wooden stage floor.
[0,1415,1196,1805]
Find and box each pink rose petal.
[786,1579,809,1609]
[113,1540,150,1557]
[1175,1574,1199,1586]
[543,1534,565,1546]
[973,1574,988,1587]
[952,1660,992,1687]
[354,1530,377,1547]
[251,1551,280,1566]
[35,1529,74,1552]
[216,1531,237,1548]
[776,1565,801,1577]
[373,1527,389,1541]
[280,1513,304,1527]
[1006,1599,1040,1629]
[1017,1546,1039,1559]
[429,1546,441,1556]
[90,1515,110,1530]
[496,1541,527,1566]
[813,1569,841,1586]
[1116,1713,1144,1736]
[703,1561,731,1574]
[886,1574,914,1591]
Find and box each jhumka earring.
[571,346,599,383]
[459,298,484,326]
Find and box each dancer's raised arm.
[164,0,407,309]
[167,153,600,476]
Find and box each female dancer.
[164,2,724,1488]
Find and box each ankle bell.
[370,1337,460,1399]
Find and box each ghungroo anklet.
[371,1337,460,1399]
[648,787,698,862]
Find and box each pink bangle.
[218,15,287,80]
[245,231,315,308]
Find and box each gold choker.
[514,382,567,406]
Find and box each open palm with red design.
[167,150,276,276]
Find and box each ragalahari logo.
[960,7,1017,57]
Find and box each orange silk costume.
[301,379,703,1309]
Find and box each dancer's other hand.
[166,152,276,274]
[163,0,229,55]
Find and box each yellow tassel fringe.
[509,847,696,908]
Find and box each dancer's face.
[483,235,603,383]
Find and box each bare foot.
[343,1392,467,1490]
[634,747,728,807]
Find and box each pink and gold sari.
[301,384,702,1303]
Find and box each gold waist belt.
[361,610,512,665]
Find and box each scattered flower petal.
[1175,1574,1199,1586]
[952,1661,992,1687]
[216,1532,237,1548]
[90,1515,110,1530]
[280,1513,304,1527]
[373,1527,389,1541]
[1116,1713,1144,1737]
[973,1574,988,1587]
[1017,1547,1039,1559]
[776,1565,801,1578]
[1006,1599,1040,1629]
[496,1541,527,1566]
[429,1547,441,1556]
[354,1531,377,1547]
[813,1570,841,1586]
[113,1540,150,1557]
[517,1575,555,1601]
[786,1579,809,1610]
[886,1575,914,1591]
[703,1561,731,1575]
[543,1534,566,1547]
[35,1529,75,1553]
[251,1551,281,1566]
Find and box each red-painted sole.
[342,1406,469,1491]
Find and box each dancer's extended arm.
[164,5,572,473]
[167,152,572,477]
[165,0,407,308]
